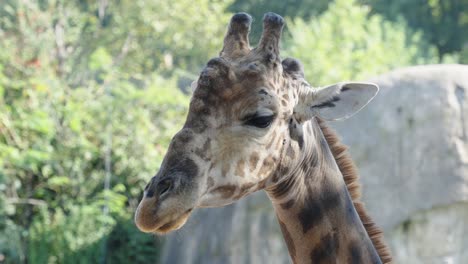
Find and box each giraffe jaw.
[151,209,192,234]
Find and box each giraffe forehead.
[190,81,281,120]
[193,54,285,98]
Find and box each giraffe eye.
[244,115,275,128]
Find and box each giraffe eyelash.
[244,114,275,128]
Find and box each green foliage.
[0,73,187,263]
[285,0,438,85]
[106,216,161,264]
[132,0,234,72]
[26,191,158,264]
[0,0,232,85]
[360,0,468,60]
[0,219,25,263]
[28,204,115,264]
[0,1,191,262]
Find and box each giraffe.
[135,12,392,264]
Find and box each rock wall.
[161,64,468,264]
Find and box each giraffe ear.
[294,82,379,122]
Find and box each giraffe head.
[135,12,378,234]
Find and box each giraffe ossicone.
[135,12,392,264]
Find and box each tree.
[0,0,232,87]
[284,0,437,86]
[360,0,468,60]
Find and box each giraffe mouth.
[135,189,196,234]
[153,209,193,234]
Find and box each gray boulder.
[160,64,468,264]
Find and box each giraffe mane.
[317,118,393,264]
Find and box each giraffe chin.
[152,210,192,235]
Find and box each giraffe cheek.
[257,156,276,179]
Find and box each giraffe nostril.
[145,189,155,198]
[158,179,173,197]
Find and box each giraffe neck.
[266,119,382,264]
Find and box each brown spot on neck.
[310,231,340,263]
[297,185,343,234]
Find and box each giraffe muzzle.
[134,175,194,234]
[135,157,200,234]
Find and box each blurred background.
[0,0,467,263]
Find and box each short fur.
[317,118,393,263]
